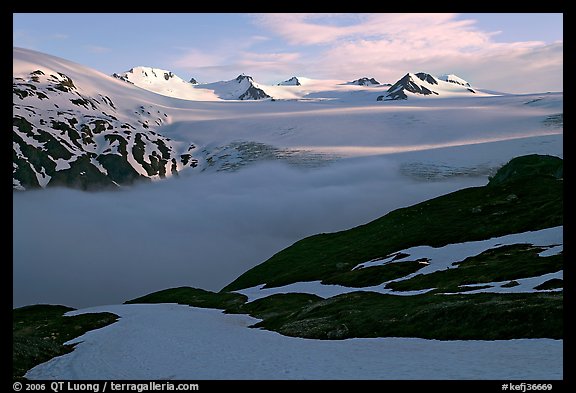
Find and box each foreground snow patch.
[26,304,562,380]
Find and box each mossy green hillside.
[125,287,247,312]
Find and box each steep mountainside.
[13,49,200,190]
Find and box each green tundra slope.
[223,154,562,292]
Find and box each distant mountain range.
[113,67,270,101]
[13,47,549,191]
[345,77,384,86]
[113,66,482,102]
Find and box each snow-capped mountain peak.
[201,74,272,100]
[278,76,301,86]
[114,68,272,101]
[379,72,481,101]
[347,77,381,86]
[235,74,254,83]
[112,66,210,100]
[115,66,184,84]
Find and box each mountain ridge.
[379,72,481,101]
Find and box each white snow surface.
[115,66,220,101]
[25,304,563,380]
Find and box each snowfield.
[25,304,563,380]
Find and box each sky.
[13,13,562,94]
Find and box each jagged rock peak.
[349,77,380,86]
[278,77,301,86]
[236,74,254,83]
[414,73,438,85]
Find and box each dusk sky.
[13,13,562,94]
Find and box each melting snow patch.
[354,226,563,278]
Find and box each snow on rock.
[278,76,301,86]
[346,77,381,86]
[439,74,471,87]
[13,48,204,190]
[25,304,563,380]
[379,72,487,101]
[201,74,272,100]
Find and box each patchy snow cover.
[25,304,563,380]
[235,226,562,301]
[13,48,202,188]
[355,226,562,274]
[236,281,434,303]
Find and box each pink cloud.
[251,13,562,93]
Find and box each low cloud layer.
[13,156,485,309]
